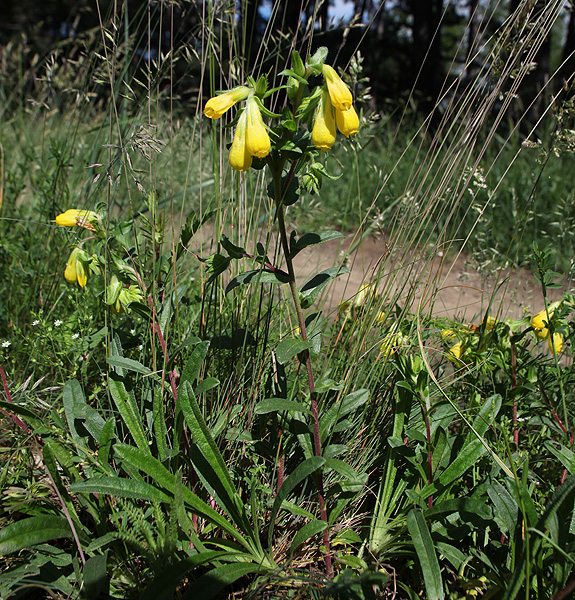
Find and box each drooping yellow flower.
[321,64,353,111]
[549,332,563,353]
[447,342,463,364]
[204,87,249,119]
[245,97,271,159]
[56,209,99,230]
[531,302,561,329]
[483,316,497,330]
[229,111,252,172]
[335,105,359,138]
[380,333,401,357]
[312,89,336,152]
[64,247,90,288]
[441,329,457,340]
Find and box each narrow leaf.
[276,338,312,364]
[289,520,328,555]
[269,456,325,548]
[407,508,444,600]
[0,516,72,555]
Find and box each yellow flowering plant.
[202,48,362,578]
[55,206,147,315]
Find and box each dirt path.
[292,232,567,323]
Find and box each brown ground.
[291,232,567,324]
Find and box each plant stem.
[273,167,332,578]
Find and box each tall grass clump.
[1,1,575,599]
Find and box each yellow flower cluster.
[312,65,359,152]
[204,88,270,172]
[531,303,563,354]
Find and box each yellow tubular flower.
[534,327,549,340]
[64,247,89,288]
[312,90,336,152]
[447,342,463,364]
[321,64,353,110]
[229,111,252,172]
[56,209,99,229]
[531,302,561,329]
[204,87,249,119]
[549,332,563,353]
[245,97,271,158]
[335,105,359,138]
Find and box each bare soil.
[291,232,567,323]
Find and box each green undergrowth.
[1,1,575,599]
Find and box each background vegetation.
[1,1,575,599]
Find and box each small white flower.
[2,340,11,348]
[71,333,79,340]
[130,328,136,335]
[32,320,40,326]
[54,320,62,327]
[138,344,143,351]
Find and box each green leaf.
[70,477,172,503]
[306,46,328,74]
[98,419,115,467]
[220,235,246,259]
[179,382,252,537]
[289,520,328,555]
[63,379,88,447]
[279,68,308,85]
[502,476,575,600]
[108,372,150,454]
[471,394,501,437]
[195,377,220,396]
[255,398,312,416]
[226,269,289,293]
[546,441,575,474]
[299,267,350,309]
[291,50,306,76]
[106,356,152,375]
[276,338,312,364]
[437,440,486,490]
[81,554,109,600]
[407,509,444,600]
[435,542,468,570]
[424,498,492,521]
[320,389,369,442]
[486,482,517,535]
[0,400,40,428]
[180,340,210,387]
[324,458,368,492]
[0,516,72,555]
[113,443,176,491]
[203,253,231,282]
[269,456,325,548]
[289,230,344,259]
